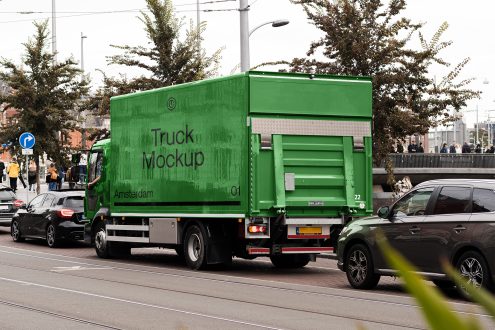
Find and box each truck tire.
[94,222,111,259]
[184,224,207,270]
[270,254,311,269]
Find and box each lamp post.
[239,0,289,72]
[80,32,87,149]
[52,0,56,63]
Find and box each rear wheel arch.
[452,246,489,270]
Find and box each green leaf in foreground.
[376,231,476,330]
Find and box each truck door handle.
[409,226,421,234]
[454,225,466,234]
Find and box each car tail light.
[57,208,75,219]
[248,225,267,233]
[13,200,24,208]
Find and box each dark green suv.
[337,179,495,292]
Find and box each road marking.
[0,245,486,315]
[51,266,112,272]
[0,276,284,330]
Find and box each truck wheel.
[184,224,207,270]
[270,254,311,268]
[94,222,111,259]
[175,245,184,259]
[345,243,380,289]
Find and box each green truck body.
[84,71,373,269]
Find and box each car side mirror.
[377,206,390,219]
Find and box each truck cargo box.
[108,71,372,219]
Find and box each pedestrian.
[0,161,4,183]
[7,158,25,193]
[408,139,418,153]
[490,146,495,154]
[417,142,424,153]
[47,163,58,191]
[440,143,448,153]
[475,144,482,153]
[462,142,471,153]
[28,159,37,192]
[396,143,404,153]
[449,142,457,154]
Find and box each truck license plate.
[297,227,322,235]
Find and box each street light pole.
[80,32,87,149]
[80,32,87,72]
[52,0,56,62]
[240,0,250,72]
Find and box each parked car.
[338,179,495,293]
[11,190,86,247]
[0,185,24,227]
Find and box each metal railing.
[381,153,495,168]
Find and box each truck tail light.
[245,217,270,238]
[57,208,75,219]
[13,200,24,208]
[248,225,267,233]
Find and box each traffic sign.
[21,149,33,155]
[19,132,35,149]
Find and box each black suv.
[337,179,495,292]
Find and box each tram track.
[0,258,449,329]
[0,299,123,329]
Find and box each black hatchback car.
[11,190,86,247]
[0,185,23,227]
[338,179,495,292]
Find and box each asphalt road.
[0,225,493,330]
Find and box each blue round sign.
[19,132,35,149]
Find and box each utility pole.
[52,0,57,62]
[80,32,87,149]
[196,0,200,55]
[239,0,250,72]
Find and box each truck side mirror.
[377,206,390,219]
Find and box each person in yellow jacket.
[7,158,26,193]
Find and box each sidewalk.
[14,181,74,204]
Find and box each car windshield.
[64,196,84,208]
[0,190,15,200]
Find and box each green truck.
[84,71,373,269]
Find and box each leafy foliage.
[287,0,478,180]
[85,0,222,120]
[0,20,89,189]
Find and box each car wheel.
[456,251,493,294]
[270,254,311,268]
[46,224,59,248]
[184,224,207,270]
[11,220,24,242]
[94,222,111,258]
[432,279,455,289]
[345,243,381,289]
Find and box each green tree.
[86,0,222,119]
[287,0,478,184]
[0,20,89,191]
